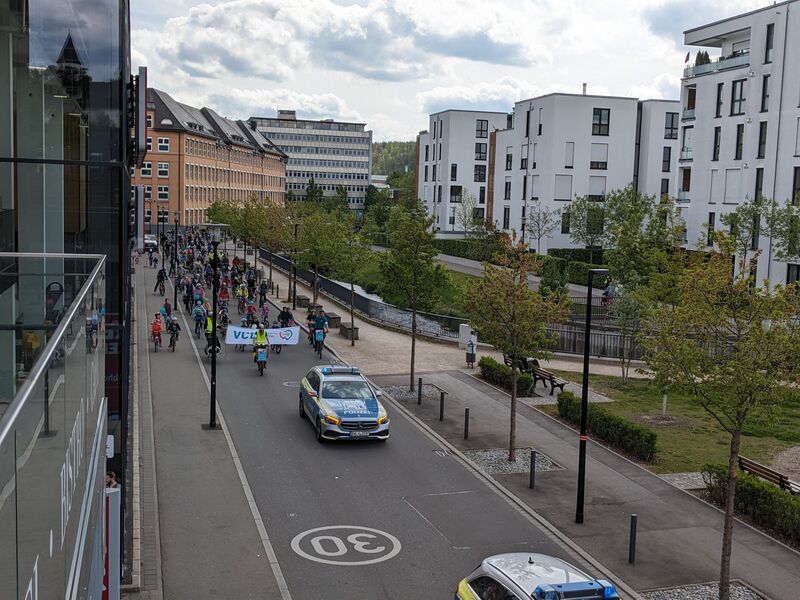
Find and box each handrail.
[0,253,106,447]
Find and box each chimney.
[582,83,587,95]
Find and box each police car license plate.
[350,431,369,437]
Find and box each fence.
[547,325,645,361]
[258,249,467,338]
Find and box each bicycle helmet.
[258,324,265,331]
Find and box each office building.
[132,89,287,227]
[416,110,510,232]
[249,111,372,211]
[1,0,134,595]
[680,0,800,286]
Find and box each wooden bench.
[503,354,532,373]
[531,367,568,396]
[738,455,800,495]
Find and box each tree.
[387,170,417,209]
[454,190,480,238]
[372,141,416,174]
[609,285,648,384]
[364,184,390,211]
[380,207,449,390]
[718,197,769,270]
[297,210,343,306]
[326,213,370,346]
[525,201,560,253]
[323,185,350,213]
[464,233,568,461]
[305,178,323,204]
[251,201,291,286]
[642,238,800,600]
[567,196,606,264]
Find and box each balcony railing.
[682,108,695,120]
[683,51,750,78]
[677,190,690,202]
[680,148,693,161]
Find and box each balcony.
[680,148,693,161]
[683,50,749,78]
[682,108,695,120]
[677,190,691,202]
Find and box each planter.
[297,295,310,308]
[340,323,359,340]
[327,313,341,328]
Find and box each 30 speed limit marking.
[290,525,401,566]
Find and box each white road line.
[172,280,293,600]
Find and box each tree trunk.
[509,362,517,462]
[409,308,417,392]
[719,427,743,600]
[537,237,541,254]
[588,246,594,265]
[350,282,355,347]
[313,267,319,306]
[268,254,273,287]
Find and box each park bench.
[503,354,531,373]
[738,455,800,495]
[531,366,568,396]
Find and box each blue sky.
[131,0,767,141]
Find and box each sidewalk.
[127,262,284,599]
[368,370,800,599]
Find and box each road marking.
[290,526,401,566]
[281,381,301,388]
[172,279,293,600]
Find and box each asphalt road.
[191,296,599,599]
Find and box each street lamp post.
[292,223,299,310]
[173,212,179,312]
[204,223,228,430]
[575,267,609,524]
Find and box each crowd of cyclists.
[145,229,329,370]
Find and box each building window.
[590,143,608,170]
[424,145,429,161]
[788,264,800,285]
[450,163,457,181]
[424,165,428,182]
[662,147,672,172]
[432,165,437,181]
[707,212,715,246]
[504,179,512,200]
[450,185,463,203]
[712,127,721,161]
[438,143,442,160]
[146,114,153,128]
[157,162,169,177]
[141,161,152,177]
[479,186,486,204]
[502,206,510,229]
[476,119,488,138]
[765,23,774,63]
[565,142,574,169]
[793,167,800,205]
[538,108,543,135]
[731,80,746,116]
[757,122,768,159]
[505,147,513,170]
[521,155,528,170]
[661,178,670,198]
[592,108,610,136]
[144,185,152,200]
[664,112,679,139]
[437,185,442,203]
[755,167,764,200]
[561,209,570,234]
[554,174,572,201]
[146,137,152,151]
[715,83,724,118]
[525,109,531,137]
[157,137,170,152]
[761,75,770,112]
[157,186,169,201]
[475,143,487,161]
[474,165,486,182]
[735,124,745,160]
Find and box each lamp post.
[204,223,228,430]
[292,223,299,310]
[173,212,179,312]
[575,267,609,524]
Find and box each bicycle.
[152,332,161,352]
[169,331,178,352]
[158,280,165,296]
[314,329,324,360]
[237,297,246,314]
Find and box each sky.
[131,0,768,142]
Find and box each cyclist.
[306,310,316,345]
[205,314,220,356]
[314,309,329,341]
[150,313,163,348]
[253,323,268,358]
[218,285,230,310]
[260,301,269,324]
[236,282,248,312]
[245,300,258,326]
[154,266,167,294]
[258,280,268,307]
[160,298,172,319]
[191,301,206,336]
[166,315,181,349]
[278,306,294,327]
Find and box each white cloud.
[628,73,682,101]
[416,77,545,115]
[202,87,363,122]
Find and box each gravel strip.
[462,447,562,475]
[382,384,442,403]
[660,472,706,490]
[642,582,765,600]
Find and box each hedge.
[432,238,504,263]
[536,256,610,288]
[703,464,800,547]
[548,248,606,265]
[557,391,658,462]
[478,357,534,397]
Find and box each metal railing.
[682,108,695,120]
[679,148,693,161]
[547,325,645,361]
[683,51,749,78]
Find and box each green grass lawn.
[540,370,800,474]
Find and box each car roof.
[484,553,592,594]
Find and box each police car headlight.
[324,414,341,426]
[377,405,388,424]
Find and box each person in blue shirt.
[313,309,329,339]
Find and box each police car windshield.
[321,381,374,400]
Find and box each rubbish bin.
[466,333,477,368]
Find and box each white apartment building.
[681,0,800,286]
[416,110,510,233]
[249,110,372,211]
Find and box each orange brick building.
[132,88,287,227]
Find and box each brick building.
[132,88,287,227]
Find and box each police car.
[455,553,620,600]
[299,366,390,442]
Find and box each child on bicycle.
[150,314,163,347]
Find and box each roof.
[428,109,510,117]
[514,92,638,106]
[485,553,591,594]
[249,115,368,127]
[684,0,793,36]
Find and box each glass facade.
[0,0,132,503]
[0,253,107,599]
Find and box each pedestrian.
[106,471,120,489]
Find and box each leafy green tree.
[525,201,560,254]
[567,196,606,264]
[285,190,295,203]
[609,285,649,384]
[372,141,416,174]
[464,233,568,461]
[387,170,417,209]
[718,197,771,271]
[326,213,370,346]
[305,178,323,204]
[364,184,390,211]
[642,237,800,600]
[322,185,349,213]
[297,209,343,306]
[380,207,449,390]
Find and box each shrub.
[548,248,606,265]
[557,391,658,462]
[433,238,503,262]
[702,464,800,547]
[478,356,534,397]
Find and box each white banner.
[225,325,301,345]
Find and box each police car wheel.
[315,418,325,443]
[298,395,306,419]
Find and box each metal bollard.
[439,391,446,421]
[464,408,470,439]
[417,378,422,405]
[276,284,280,298]
[628,514,638,564]
[529,450,537,489]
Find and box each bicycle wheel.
[316,340,323,360]
[154,337,159,352]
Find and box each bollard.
[439,391,445,421]
[529,450,537,489]
[464,408,470,439]
[276,284,280,298]
[628,514,638,564]
[417,378,422,405]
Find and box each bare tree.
[525,201,560,253]
[454,190,480,238]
